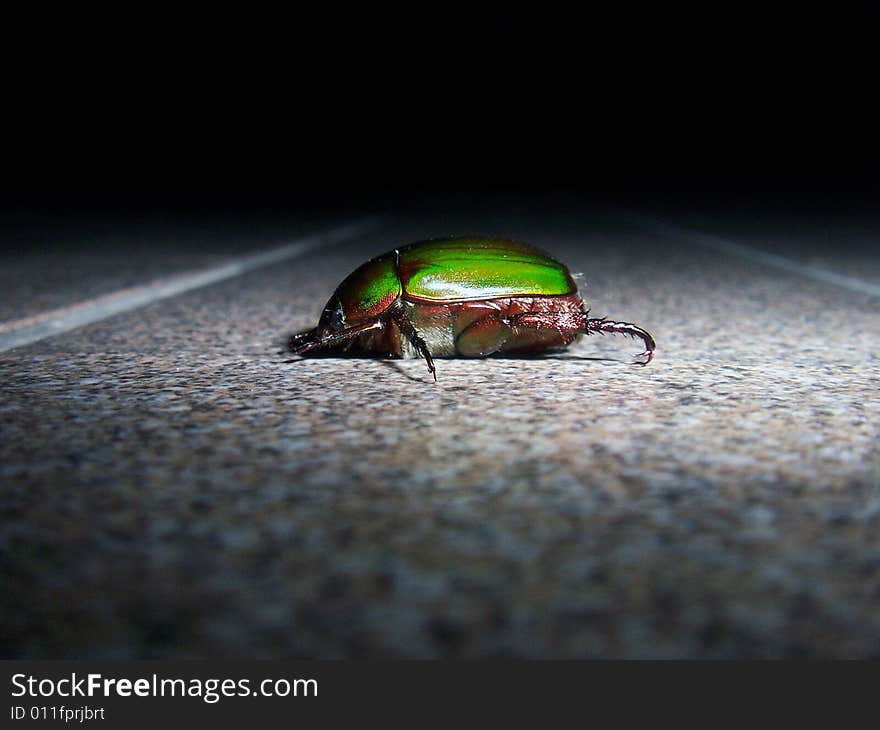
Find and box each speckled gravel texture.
[2,209,879,658]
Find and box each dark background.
[3,6,877,234]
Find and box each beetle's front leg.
[288,320,385,355]
[391,311,436,381]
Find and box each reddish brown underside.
[359,294,586,357]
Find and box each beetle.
[288,237,655,380]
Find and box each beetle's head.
[287,297,345,354]
[316,296,348,334]
[290,254,399,355]
[288,296,350,354]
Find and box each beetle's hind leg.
[583,316,656,365]
[508,310,655,365]
[391,311,436,381]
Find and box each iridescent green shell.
[331,237,577,323]
[398,238,576,301]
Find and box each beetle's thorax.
[398,300,456,357]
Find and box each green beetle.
[288,237,655,380]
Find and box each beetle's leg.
[287,328,317,352]
[455,315,512,357]
[584,317,655,365]
[288,320,384,355]
[509,311,655,365]
[391,311,436,381]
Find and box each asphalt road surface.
[2,204,879,658]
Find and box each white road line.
[0,217,381,353]
[641,216,880,298]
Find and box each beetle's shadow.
[279,345,622,383]
[491,352,618,363]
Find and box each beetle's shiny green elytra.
[335,238,576,317]
[289,237,655,380]
[399,238,577,301]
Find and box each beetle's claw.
[425,358,437,382]
[633,349,654,366]
[584,317,655,366]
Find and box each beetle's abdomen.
[452,295,584,356]
[356,295,586,359]
[398,238,577,301]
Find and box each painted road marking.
[0,217,380,352]
[643,217,880,298]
